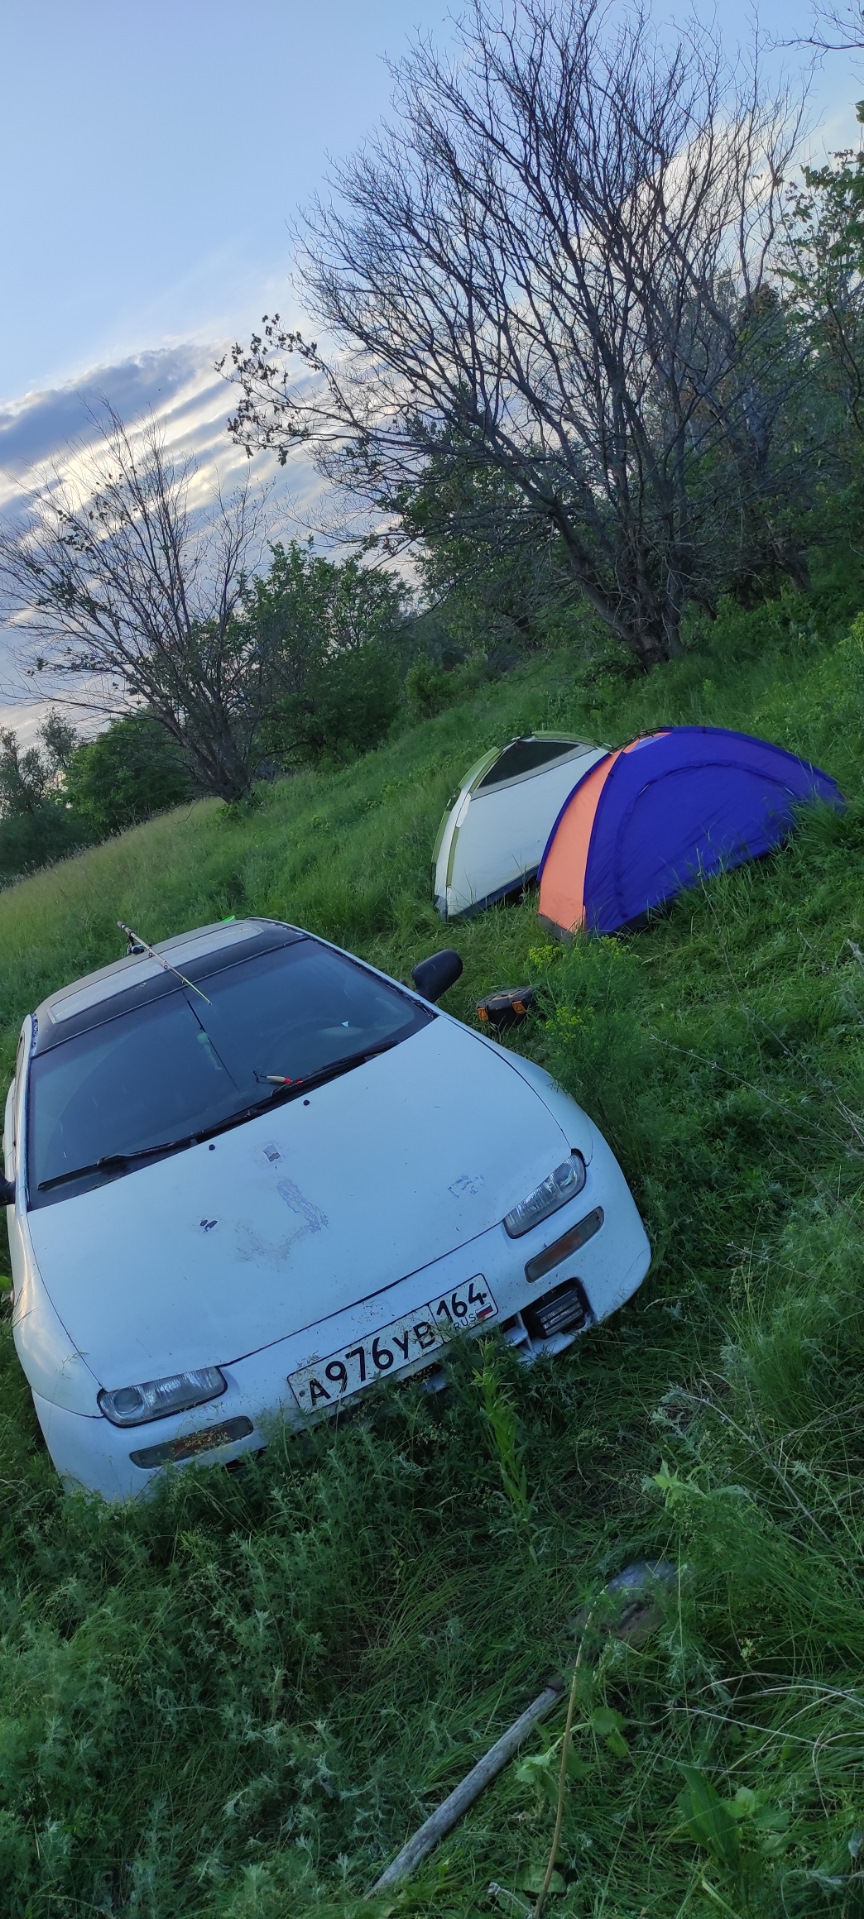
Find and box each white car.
[2,917,650,1499]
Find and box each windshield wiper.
[253,1039,400,1101]
[38,1134,202,1191]
[37,1042,402,1193]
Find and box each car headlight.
[503,1155,586,1238]
[98,1366,227,1427]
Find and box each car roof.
[31,918,304,1054]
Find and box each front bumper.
[31,1125,650,1500]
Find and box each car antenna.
[117,920,211,1004]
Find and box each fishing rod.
[117,921,211,1004]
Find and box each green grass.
[3,599,864,1916]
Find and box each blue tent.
[538,726,844,937]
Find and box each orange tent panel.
[538,751,618,934]
[538,735,669,936]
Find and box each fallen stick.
[367,1677,565,1895]
[366,1560,675,1899]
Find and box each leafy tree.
[398,445,565,661]
[0,711,91,885]
[783,110,864,439]
[248,541,407,764]
[263,644,401,762]
[0,710,77,817]
[64,713,194,836]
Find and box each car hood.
[27,1016,580,1386]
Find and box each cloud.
[0,697,105,750]
[0,339,327,513]
[0,345,207,476]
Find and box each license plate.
[288,1277,497,1412]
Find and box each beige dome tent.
[433,735,606,920]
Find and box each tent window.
[477,739,585,790]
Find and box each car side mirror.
[0,1175,14,1206]
[411,948,463,1003]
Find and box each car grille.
[522,1278,592,1341]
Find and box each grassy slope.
[2,603,864,1916]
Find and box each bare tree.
[0,410,273,801]
[794,1,864,50]
[225,0,807,668]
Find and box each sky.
[1,0,861,733]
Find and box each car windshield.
[28,939,432,1206]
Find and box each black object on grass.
[477,985,538,1029]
